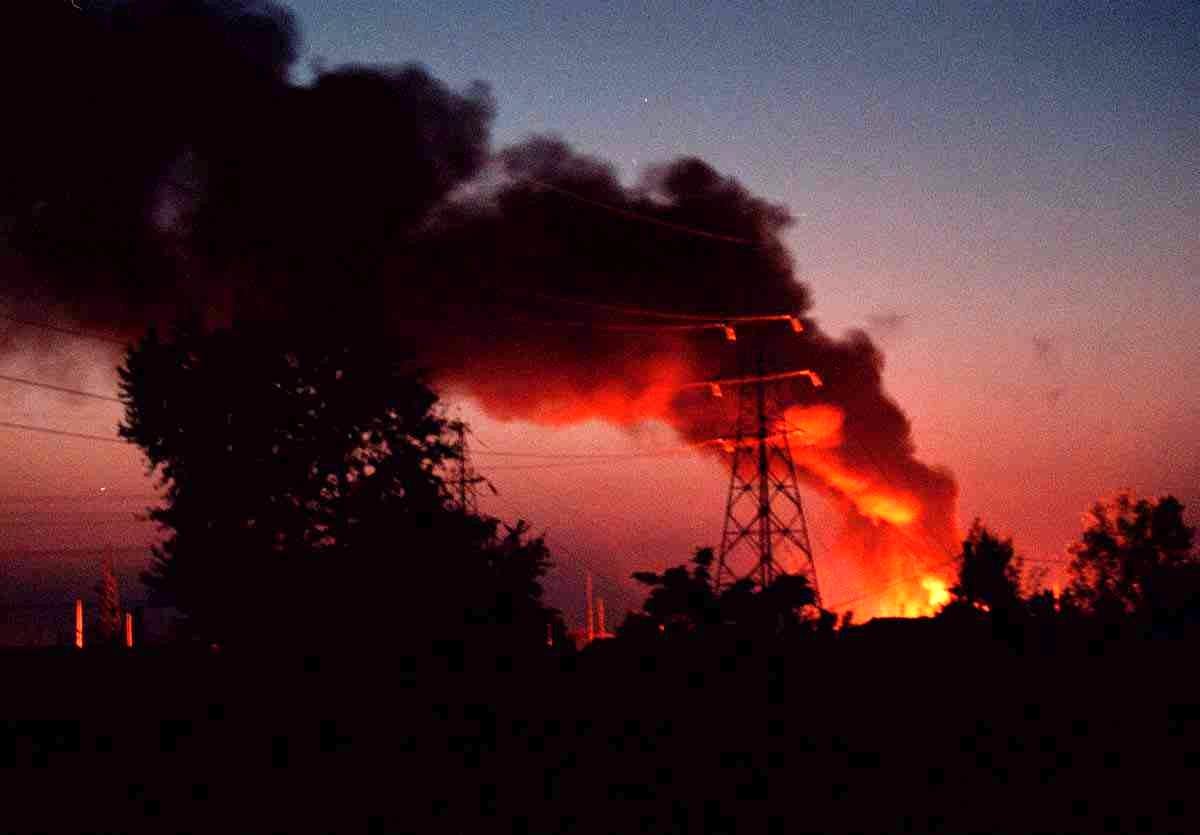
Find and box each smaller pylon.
[448,418,487,514]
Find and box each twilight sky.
[2,0,1197,624]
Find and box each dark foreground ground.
[2,623,1197,834]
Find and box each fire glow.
[459,369,957,620]
[879,576,951,619]
[784,405,923,529]
[710,401,955,618]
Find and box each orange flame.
[785,404,921,528]
[776,404,956,618]
[877,575,950,618]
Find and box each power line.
[682,368,823,396]
[0,373,122,403]
[530,291,724,322]
[527,178,763,246]
[0,420,127,445]
[0,599,159,612]
[475,450,686,461]
[0,544,151,556]
[0,494,159,502]
[0,407,724,463]
[527,290,802,330]
[479,453,698,472]
[0,517,146,527]
[507,313,734,337]
[508,313,805,348]
[0,312,128,347]
[466,431,820,462]
[472,438,731,460]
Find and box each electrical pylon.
[715,353,821,602]
[449,419,480,514]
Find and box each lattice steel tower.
[449,418,482,515]
[715,355,822,602]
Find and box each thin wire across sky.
[1,293,974,608]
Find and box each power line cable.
[0,517,146,527]
[526,289,802,329]
[506,312,733,337]
[0,420,127,445]
[0,373,122,403]
[469,429,822,462]
[0,312,128,347]
[471,437,735,460]
[526,178,764,246]
[682,368,823,395]
[479,453,699,472]
[0,412,729,463]
[0,494,159,503]
[475,450,687,460]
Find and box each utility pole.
[74,599,83,649]
[585,572,594,644]
[94,552,122,645]
[715,348,821,601]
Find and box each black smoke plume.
[0,1,956,609]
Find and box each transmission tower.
[449,419,481,514]
[715,353,821,602]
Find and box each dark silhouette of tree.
[118,320,561,651]
[1025,588,1058,621]
[621,548,821,640]
[622,547,720,637]
[949,520,1022,616]
[760,573,821,633]
[718,573,819,636]
[1066,492,1198,624]
[443,513,564,649]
